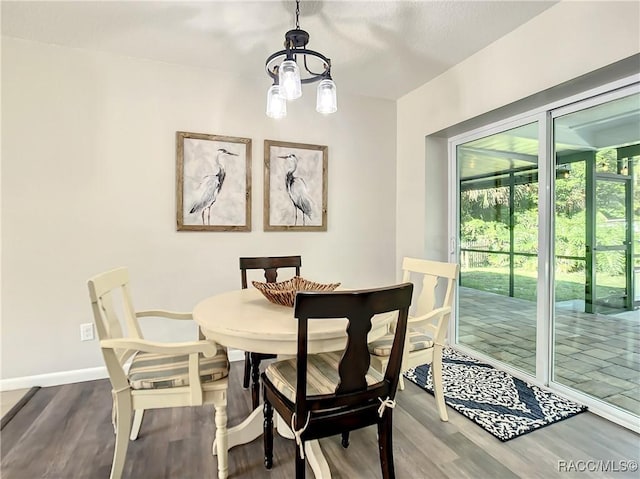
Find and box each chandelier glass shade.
[266,84,287,119]
[265,0,337,118]
[279,60,302,100]
[316,78,337,114]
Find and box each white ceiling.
[1,0,557,100]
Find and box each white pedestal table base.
[212,406,331,479]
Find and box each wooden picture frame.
[264,139,327,231]
[176,131,251,231]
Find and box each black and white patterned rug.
[404,348,587,441]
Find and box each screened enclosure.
[453,87,640,422]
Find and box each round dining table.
[192,287,394,479]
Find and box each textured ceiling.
[1,1,557,100]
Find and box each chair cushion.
[265,351,383,402]
[368,328,434,357]
[128,344,229,390]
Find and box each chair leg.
[295,446,306,479]
[263,397,274,469]
[341,431,350,448]
[243,351,251,389]
[110,392,132,479]
[250,353,262,410]
[129,409,144,440]
[398,375,405,391]
[431,353,448,422]
[377,415,395,479]
[213,396,229,479]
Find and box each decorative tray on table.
[252,276,341,307]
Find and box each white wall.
[1,37,397,383]
[396,1,640,265]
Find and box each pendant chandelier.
[265,0,337,119]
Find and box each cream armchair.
[369,257,458,421]
[87,267,229,479]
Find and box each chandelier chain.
[295,0,300,29]
[265,0,337,117]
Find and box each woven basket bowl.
[252,276,341,307]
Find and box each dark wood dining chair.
[239,255,302,409]
[261,282,413,479]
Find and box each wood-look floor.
[2,361,639,479]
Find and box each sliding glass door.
[456,121,540,375]
[452,83,640,426]
[552,91,640,417]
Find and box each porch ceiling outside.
[458,93,640,181]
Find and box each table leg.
[212,406,262,454]
[213,407,332,478]
[277,416,332,479]
[305,440,332,479]
[275,414,294,439]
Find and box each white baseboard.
[0,366,109,391]
[0,349,246,392]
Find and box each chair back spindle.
[239,255,302,288]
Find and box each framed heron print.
[264,139,327,231]
[176,131,251,231]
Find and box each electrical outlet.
[80,323,95,341]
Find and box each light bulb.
[316,78,337,114]
[278,60,302,100]
[266,84,287,119]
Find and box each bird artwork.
[189,148,237,225]
[279,153,313,226]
